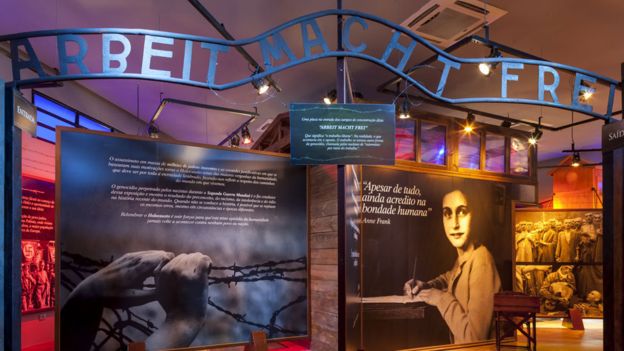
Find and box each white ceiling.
[0,0,622,161]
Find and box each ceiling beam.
[380,88,553,130]
[187,0,281,92]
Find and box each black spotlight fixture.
[478,47,502,77]
[500,120,512,128]
[251,76,270,95]
[568,142,581,167]
[230,133,241,147]
[528,117,543,146]
[398,97,410,119]
[250,67,271,95]
[528,128,543,146]
[572,152,581,167]
[241,125,253,145]
[464,112,476,133]
[571,151,581,167]
[323,89,337,104]
[147,121,159,139]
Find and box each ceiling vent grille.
[400,0,507,48]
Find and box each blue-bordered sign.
[290,103,395,165]
[0,10,618,120]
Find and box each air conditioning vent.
[454,1,488,15]
[408,4,439,28]
[401,0,507,48]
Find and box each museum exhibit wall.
[358,166,534,350]
[20,133,55,349]
[57,130,309,350]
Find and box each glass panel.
[79,115,111,132]
[36,125,56,143]
[458,132,480,169]
[485,133,505,173]
[510,137,530,176]
[33,93,76,123]
[37,111,73,129]
[395,119,415,160]
[420,122,446,165]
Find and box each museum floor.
[22,320,601,351]
[463,319,603,351]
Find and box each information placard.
[21,176,55,314]
[14,93,37,136]
[290,103,395,165]
[57,130,308,350]
[602,119,624,152]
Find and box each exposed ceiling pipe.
[381,88,553,131]
[149,97,259,124]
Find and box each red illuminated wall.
[21,133,55,351]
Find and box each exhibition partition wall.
[361,167,519,350]
[57,130,308,350]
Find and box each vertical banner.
[58,130,308,350]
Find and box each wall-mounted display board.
[290,103,395,165]
[21,176,56,314]
[359,166,523,350]
[513,208,603,318]
[57,129,308,350]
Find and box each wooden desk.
[494,292,540,351]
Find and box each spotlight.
[147,122,159,139]
[241,125,253,145]
[464,113,476,133]
[478,62,492,76]
[534,129,543,139]
[571,152,581,167]
[528,128,543,146]
[501,120,512,128]
[579,82,594,102]
[323,89,337,104]
[230,134,241,147]
[252,76,270,95]
[478,48,501,77]
[398,98,411,119]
